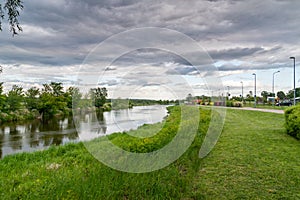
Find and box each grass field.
[1,106,300,199]
[243,103,289,110]
[194,109,300,199]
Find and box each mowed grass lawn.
[1,107,300,199]
[195,109,300,199]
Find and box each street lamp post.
[272,70,280,106]
[252,73,256,108]
[290,57,296,105]
[227,86,230,100]
[241,81,243,104]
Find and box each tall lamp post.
[227,86,230,100]
[241,81,243,104]
[272,70,280,106]
[290,57,296,105]
[252,73,256,108]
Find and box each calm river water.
[0,105,168,158]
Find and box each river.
[0,105,168,158]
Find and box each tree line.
[0,82,109,122]
[0,82,176,123]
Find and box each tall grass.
[0,106,211,199]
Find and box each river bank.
[0,105,168,158]
[0,106,211,199]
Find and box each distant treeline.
[0,82,178,123]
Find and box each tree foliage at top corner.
[0,0,23,36]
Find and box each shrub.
[285,105,300,139]
[226,101,233,107]
[233,101,242,107]
[226,101,242,107]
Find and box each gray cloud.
[210,47,264,60]
[0,0,299,95]
[1,0,299,67]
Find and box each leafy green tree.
[0,0,23,35]
[0,82,6,110]
[42,83,51,93]
[25,87,40,110]
[50,82,64,97]
[277,91,286,100]
[65,87,82,109]
[38,83,67,117]
[90,87,107,108]
[286,87,300,99]
[6,85,23,111]
[261,91,271,103]
[38,92,57,116]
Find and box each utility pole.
[252,73,256,108]
[241,81,243,104]
[290,57,296,106]
[272,70,280,106]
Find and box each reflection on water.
[0,105,168,158]
[0,116,78,159]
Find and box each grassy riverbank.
[0,106,211,199]
[1,107,300,199]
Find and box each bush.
[226,101,233,107]
[233,101,242,107]
[285,105,300,139]
[226,101,242,107]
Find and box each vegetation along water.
[1,106,300,199]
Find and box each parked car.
[276,100,292,106]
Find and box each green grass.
[243,103,289,110]
[0,106,210,199]
[1,107,300,199]
[194,109,300,199]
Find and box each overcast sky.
[0,0,299,99]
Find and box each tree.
[6,85,23,111]
[277,91,286,100]
[0,82,6,110]
[261,91,271,103]
[38,83,68,117]
[25,87,40,110]
[0,0,23,35]
[286,87,300,99]
[65,87,82,109]
[50,82,63,97]
[90,87,107,108]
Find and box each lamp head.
[290,56,295,60]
